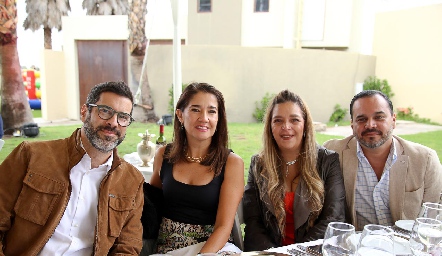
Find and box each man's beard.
[355,126,393,149]
[83,115,125,153]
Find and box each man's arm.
[0,143,30,254]
[422,149,442,203]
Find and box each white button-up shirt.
[354,140,397,230]
[38,152,112,255]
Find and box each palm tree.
[82,0,157,122]
[128,0,157,122]
[82,0,129,15]
[23,0,70,49]
[129,0,146,56]
[0,0,34,134]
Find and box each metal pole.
[170,0,182,112]
[296,0,304,49]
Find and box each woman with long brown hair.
[243,89,346,251]
[150,82,244,254]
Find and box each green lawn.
[31,109,42,118]
[1,122,441,178]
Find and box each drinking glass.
[418,202,442,221]
[322,222,357,256]
[409,217,442,255]
[356,224,394,256]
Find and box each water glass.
[409,217,442,255]
[356,224,394,256]
[322,222,357,256]
[418,202,442,221]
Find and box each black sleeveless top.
[160,155,226,225]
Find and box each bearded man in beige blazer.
[324,90,442,231]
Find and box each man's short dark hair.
[349,90,394,119]
[86,81,134,113]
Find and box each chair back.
[232,198,244,251]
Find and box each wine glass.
[322,222,357,256]
[356,224,394,256]
[409,217,442,255]
[418,202,442,221]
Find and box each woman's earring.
[180,122,184,130]
[303,132,306,138]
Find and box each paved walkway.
[319,120,442,137]
[34,118,82,127]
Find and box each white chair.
[232,199,244,251]
[0,139,4,151]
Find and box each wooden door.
[77,40,128,106]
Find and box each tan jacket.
[0,129,144,255]
[324,135,442,229]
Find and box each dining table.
[264,239,323,255]
[123,152,154,182]
[258,224,414,256]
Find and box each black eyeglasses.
[87,104,134,127]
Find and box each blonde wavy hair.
[258,89,324,236]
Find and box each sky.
[15,0,442,69]
[16,0,86,68]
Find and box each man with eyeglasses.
[0,81,144,255]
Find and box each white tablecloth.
[123,152,153,182]
[266,235,413,255]
[265,239,323,254]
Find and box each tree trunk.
[131,55,158,123]
[44,27,52,49]
[0,41,34,134]
[129,0,157,123]
[129,0,147,56]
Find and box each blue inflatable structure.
[29,99,41,110]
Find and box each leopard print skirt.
[156,217,215,253]
[156,217,237,255]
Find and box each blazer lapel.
[389,138,408,222]
[342,137,359,226]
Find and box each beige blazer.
[324,135,442,229]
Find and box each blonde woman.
[243,89,346,251]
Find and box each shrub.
[363,76,395,99]
[168,83,188,114]
[329,104,347,123]
[397,107,434,124]
[253,92,275,123]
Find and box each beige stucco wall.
[187,0,242,45]
[40,50,66,120]
[146,45,376,123]
[61,15,129,120]
[373,4,442,124]
[188,0,353,48]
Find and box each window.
[255,0,269,12]
[198,0,211,12]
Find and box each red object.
[283,192,295,245]
[25,70,36,99]
[159,124,164,133]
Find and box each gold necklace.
[285,159,298,177]
[185,151,207,163]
